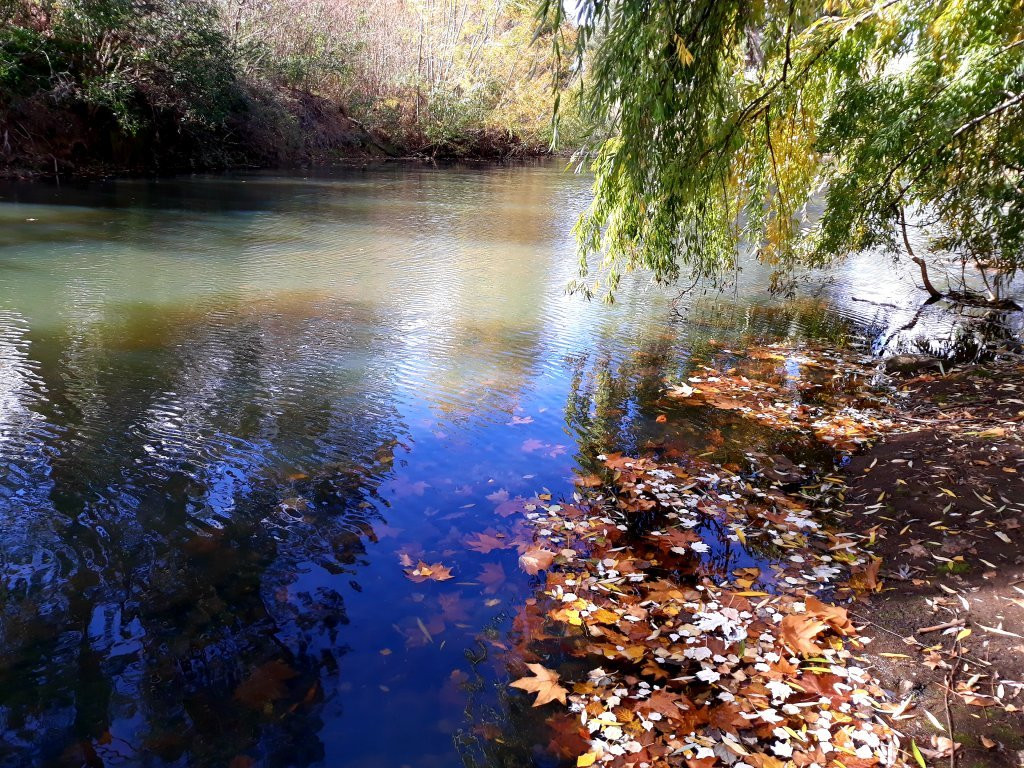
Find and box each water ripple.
[0,164,1017,767]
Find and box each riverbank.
[502,347,1024,768]
[2,164,1019,767]
[0,86,556,181]
[1,1,572,181]
[845,361,1024,768]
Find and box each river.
[0,163,1003,767]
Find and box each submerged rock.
[882,354,943,376]
[751,452,810,486]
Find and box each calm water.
[0,164,1001,768]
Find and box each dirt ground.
[843,361,1024,768]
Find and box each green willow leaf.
[544,0,1024,302]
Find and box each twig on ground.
[918,620,963,634]
[944,641,963,768]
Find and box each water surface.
[0,164,991,768]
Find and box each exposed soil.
[843,361,1024,768]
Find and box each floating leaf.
[780,614,828,656]
[509,663,568,707]
[519,547,556,575]
[234,660,297,709]
[403,561,454,583]
[465,532,510,554]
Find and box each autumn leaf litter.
[501,346,919,768]
[393,344,1022,767]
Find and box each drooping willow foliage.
[542,0,1024,301]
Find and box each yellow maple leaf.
[780,614,829,656]
[404,561,454,583]
[510,663,568,707]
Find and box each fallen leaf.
[519,547,556,575]
[478,562,506,593]
[780,614,828,656]
[465,532,511,554]
[510,663,568,706]
[234,660,297,709]
[910,740,927,768]
[404,561,454,583]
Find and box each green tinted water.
[0,164,945,767]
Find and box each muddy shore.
[499,348,1024,768]
[845,361,1024,768]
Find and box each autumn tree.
[543,0,1024,303]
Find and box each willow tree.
[542,0,1024,303]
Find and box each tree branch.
[951,91,1024,140]
[700,0,904,167]
[782,0,796,83]
[900,206,943,300]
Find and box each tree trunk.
[912,256,943,301]
[899,206,944,301]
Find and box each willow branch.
[952,91,1024,140]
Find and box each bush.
[1,0,583,173]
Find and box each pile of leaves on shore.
[836,357,1024,763]
[500,346,922,768]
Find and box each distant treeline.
[0,0,583,175]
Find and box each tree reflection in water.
[1,166,1017,768]
[0,302,406,767]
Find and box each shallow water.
[0,163,1007,768]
